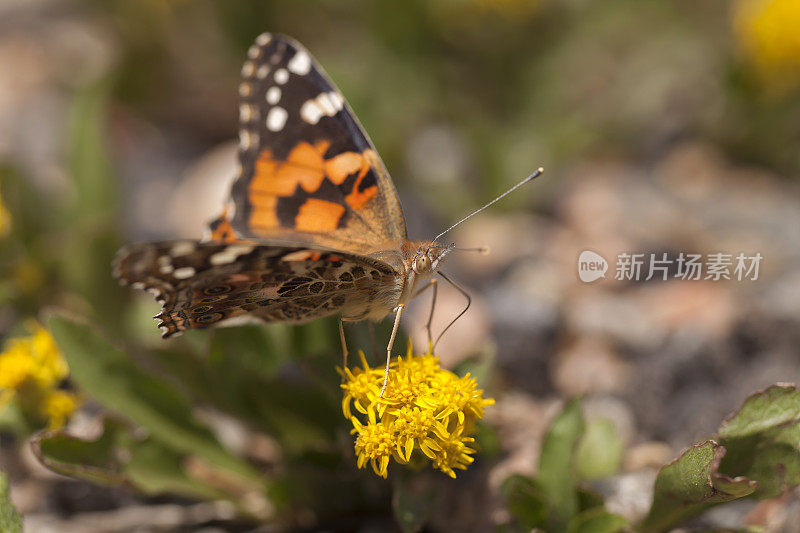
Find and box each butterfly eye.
[414,254,431,273]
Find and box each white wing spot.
[239,104,255,122]
[173,267,196,280]
[209,244,255,266]
[248,45,262,59]
[299,92,344,124]
[131,282,145,290]
[171,241,196,256]
[159,264,174,274]
[274,68,289,85]
[287,51,311,75]
[256,64,270,79]
[266,87,281,105]
[238,83,252,97]
[266,107,288,131]
[255,33,271,46]
[239,129,258,151]
[300,100,324,125]
[329,92,344,110]
[241,61,255,78]
[317,93,336,115]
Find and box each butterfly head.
[411,241,455,277]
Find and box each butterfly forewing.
[210,33,407,253]
[116,33,419,338]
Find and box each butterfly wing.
[208,33,407,253]
[114,241,403,338]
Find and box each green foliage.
[538,398,586,531]
[566,508,628,533]
[639,441,757,532]
[32,417,224,500]
[49,316,259,481]
[392,473,439,533]
[63,79,125,331]
[503,475,548,530]
[576,419,624,481]
[718,385,800,498]
[640,384,800,532]
[0,472,23,533]
[504,387,800,533]
[39,313,389,523]
[502,399,627,533]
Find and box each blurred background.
[1,0,800,530]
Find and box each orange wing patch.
[250,141,328,197]
[295,198,346,232]
[208,206,239,243]
[247,141,379,234]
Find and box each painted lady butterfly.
[114,33,541,389]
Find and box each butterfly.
[113,33,541,391]
[114,33,455,387]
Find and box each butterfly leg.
[338,318,349,379]
[380,304,404,397]
[413,278,438,353]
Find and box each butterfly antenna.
[453,246,490,255]
[433,272,471,351]
[433,167,544,242]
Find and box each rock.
[552,336,631,396]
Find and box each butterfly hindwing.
[114,240,401,338]
[209,33,407,253]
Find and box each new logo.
[578,250,608,282]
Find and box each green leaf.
[474,420,502,458]
[392,474,437,533]
[32,418,223,500]
[639,441,757,533]
[0,402,31,437]
[149,333,340,453]
[577,486,605,513]
[208,325,289,380]
[575,419,623,480]
[32,418,130,486]
[63,79,125,329]
[49,315,260,483]
[718,384,800,499]
[538,398,586,531]
[718,384,800,439]
[0,472,23,533]
[567,507,627,533]
[502,474,548,530]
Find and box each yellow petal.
[404,437,415,462]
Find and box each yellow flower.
[40,389,80,431]
[0,342,38,391]
[0,321,78,429]
[351,409,398,478]
[734,0,800,91]
[341,343,494,478]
